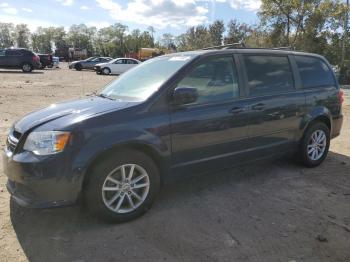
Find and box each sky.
[0,0,261,37]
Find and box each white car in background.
[95,58,141,75]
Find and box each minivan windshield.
[100,55,194,101]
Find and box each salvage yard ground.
[0,64,350,262]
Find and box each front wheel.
[299,122,330,167]
[75,64,82,71]
[102,67,111,75]
[84,150,160,223]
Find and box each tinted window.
[243,55,294,96]
[295,56,335,88]
[177,56,239,105]
[127,59,137,64]
[0,50,5,56]
[6,50,22,56]
[114,59,123,64]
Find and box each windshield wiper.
[97,93,115,100]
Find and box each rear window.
[295,56,335,88]
[243,55,294,96]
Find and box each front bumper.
[2,149,82,208]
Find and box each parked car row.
[0,48,60,72]
[68,56,141,75]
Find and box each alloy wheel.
[23,64,31,72]
[103,68,110,75]
[307,130,327,161]
[101,164,150,214]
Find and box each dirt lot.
[0,64,350,262]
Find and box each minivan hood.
[14,96,133,134]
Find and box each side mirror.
[172,86,198,105]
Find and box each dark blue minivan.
[3,48,344,222]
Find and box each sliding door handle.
[252,103,265,110]
[229,106,244,114]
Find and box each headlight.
[23,131,71,155]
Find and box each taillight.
[339,89,344,105]
[32,55,39,62]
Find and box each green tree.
[224,20,252,45]
[209,20,225,46]
[14,24,30,48]
[0,23,15,48]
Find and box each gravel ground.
[0,64,350,262]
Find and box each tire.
[299,122,330,167]
[22,63,33,73]
[102,67,111,75]
[75,64,82,71]
[84,150,160,223]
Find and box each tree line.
[0,0,349,66]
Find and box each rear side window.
[243,55,294,96]
[127,59,137,64]
[6,50,22,56]
[295,56,335,88]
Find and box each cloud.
[0,2,18,14]
[56,0,74,6]
[216,0,261,12]
[0,13,58,31]
[96,0,209,29]
[80,5,90,10]
[22,7,33,12]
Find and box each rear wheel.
[84,150,160,223]
[22,63,32,73]
[102,67,111,75]
[299,122,330,167]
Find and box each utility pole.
[341,0,349,68]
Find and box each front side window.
[295,56,335,88]
[177,56,239,105]
[243,55,294,96]
[101,55,194,101]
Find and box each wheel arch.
[300,111,332,141]
[80,142,168,193]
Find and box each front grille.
[6,129,22,153]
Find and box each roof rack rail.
[201,44,295,51]
[202,42,245,50]
[271,46,292,50]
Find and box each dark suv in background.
[0,48,41,72]
[3,47,343,222]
